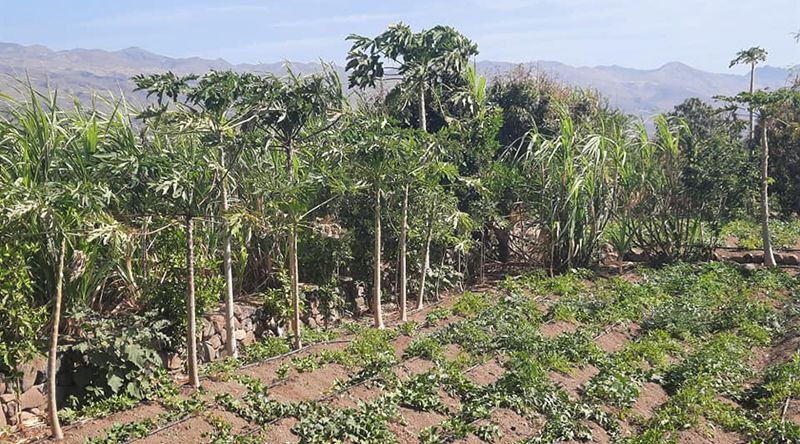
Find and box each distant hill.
[0,42,796,116]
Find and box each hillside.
[0,42,795,116]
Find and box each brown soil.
[485,408,542,443]
[137,416,214,444]
[674,425,744,444]
[394,358,435,379]
[393,334,414,358]
[52,402,167,444]
[563,421,610,444]
[267,363,350,402]
[387,407,446,443]
[240,341,348,386]
[630,382,669,420]
[548,365,599,398]
[466,359,506,386]
[328,383,383,409]
[442,343,464,362]
[261,417,299,443]
[594,329,630,353]
[784,399,800,424]
[540,320,578,338]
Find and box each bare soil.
[548,364,599,398]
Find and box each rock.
[740,263,759,271]
[242,331,256,347]
[0,394,15,404]
[276,326,285,338]
[0,408,6,427]
[241,318,254,332]
[623,247,648,262]
[18,356,46,392]
[0,376,5,395]
[777,253,800,266]
[4,401,17,424]
[209,335,223,350]
[19,411,39,425]
[30,407,42,415]
[234,329,246,341]
[202,319,214,340]
[160,352,183,371]
[234,317,241,329]
[19,385,46,410]
[306,317,318,329]
[200,342,217,362]
[209,314,226,334]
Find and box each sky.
[1,0,798,73]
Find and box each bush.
[0,242,46,375]
[61,310,175,404]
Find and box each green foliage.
[0,242,46,375]
[243,336,291,363]
[452,291,491,317]
[62,311,176,403]
[146,229,222,338]
[721,219,800,250]
[749,353,800,411]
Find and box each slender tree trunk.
[141,216,150,281]
[761,124,776,267]
[398,184,409,321]
[373,185,385,328]
[124,244,140,301]
[289,224,301,348]
[286,141,302,349]
[749,63,756,143]
[47,237,66,440]
[418,84,427,133]
[185,216,200,388]
[416,205,434,311]
[480,227,485,284]
[220,147,237,358]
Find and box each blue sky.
[1,0,798,73]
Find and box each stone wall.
[0,299,279,428]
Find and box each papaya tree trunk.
[418,84,427,133]
[289,224,301,348]
[373,185,384,328]
[480,227,485,284]
[220,146,237,358]
[47,237,66,440]
[286,141,302,349]
[398,184,409,321]
[761,124,776,267]
[416,202,434,311]
[749,62,755,143]
[185,216,200,388]
[124,244,139,301]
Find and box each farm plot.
[44,263,800,443]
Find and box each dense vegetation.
[1,23,799,441]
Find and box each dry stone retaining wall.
[0,299,279,427]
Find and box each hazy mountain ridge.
[0,42,796,116]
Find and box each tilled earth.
[19,262,800,443]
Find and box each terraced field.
[35,263,800,443]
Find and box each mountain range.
[0,42,796,117]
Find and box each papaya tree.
[720,89,800,267]
[729,47,768,142]
[133,71,252,358]
[243,66,343,349]
[346,23,477,314]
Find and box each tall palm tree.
[729,47,768,142]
